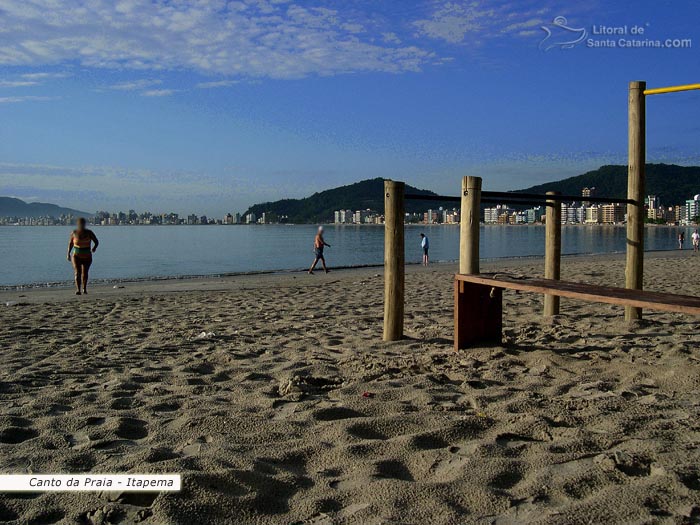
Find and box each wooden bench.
[454,273,700,350]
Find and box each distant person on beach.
[67,218,99,295]
[309,226,331,274]
[692,229,700,253]
[678,231,685,250]
[420,233,429,266]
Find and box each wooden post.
[544,192,561,316]
[455,176,502,350]
[460,176,481,275]
[383,180,405,341]
[625,81,646,321]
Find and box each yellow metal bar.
[643,83,700,96]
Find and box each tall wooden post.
[625,81,646,321]
[383,180,405,341]
[460,176,481,275]
[544,192,561,316]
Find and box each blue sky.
[1,0,699,216]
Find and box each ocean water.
[1,224,695,287]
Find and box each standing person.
[692,229,700,253]
[420,233,429,266]
[67,218,99,295]
[308,226,331,274]
[678,231,685,250]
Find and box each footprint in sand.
[115,418,149,440]
[374,460,414,482]
[26,509,65,525]
[0,502,19,522]
[110,397,140,410]
[0,427,39,444]
[346,422,387,441]
[271,401,300,421]
[66,431,91,449]
[312,406,364,421]
[145,447,180,463]
[428,443,479,482]
[151,400,182,414]
[181,435,214,457]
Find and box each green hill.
[516,164,700,205]
[0,197,89,218]
[242,178,455,223]
[242,164,700,223]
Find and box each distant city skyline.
[1,1,699,215]
[4,188,698,227]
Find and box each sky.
[1,0,699,216]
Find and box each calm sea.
[1,224,694,287]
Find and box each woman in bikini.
[67,218,99,295]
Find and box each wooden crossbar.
[455,273,700,315]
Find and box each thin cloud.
[0,95,57,103]
[20,72,71,80]
[0,80,39,88]
[413,1,588,44]
[0,0,433,79]
[141,89,178,97]
[414,2,490,44]
[106,79,162,91]
[0,72,71,88]
[196,80,239,89]
[382,32,402,45]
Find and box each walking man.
[420,233,429,266]
[692,229,699,253]
[309,226,331,274]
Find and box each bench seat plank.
[455,273,700,315]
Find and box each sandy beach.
[1,251,699,524]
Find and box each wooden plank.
[455,273,700,315]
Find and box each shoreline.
[2,248,695,303]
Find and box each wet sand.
[0,251,699,524]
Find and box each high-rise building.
[353,210,369,224]
[582,187,595,206]
[674,205,686,223]
[525,207,543,223]
[586,205,602,224]
[685,197,700,224]
[484,205,512,224]
[424,209,440,224]
[601,203,625,224]
[647,195,662,219]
